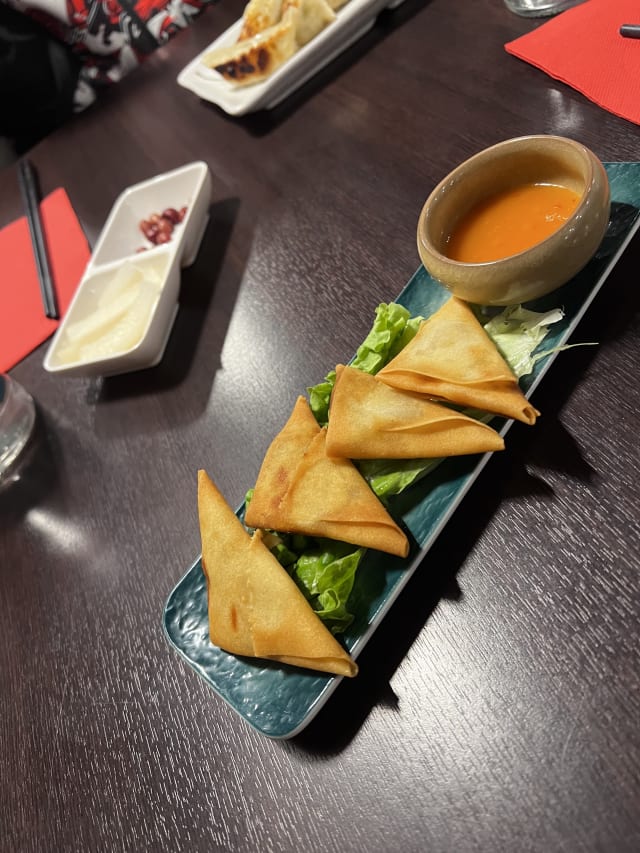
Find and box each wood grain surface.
[1,1,639,850]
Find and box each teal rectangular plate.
[164,163,640,739]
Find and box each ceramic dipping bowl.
[416,135,611,306]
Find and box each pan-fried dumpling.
[245,396,409,558]
[238,0,283,40]
[283,0,335,46]
[198,469,358,677]
[377,297,540,425]
[202,8,298,86]
[326,364,505,459]
[203,0,338,87]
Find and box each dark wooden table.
[2,1,639,850]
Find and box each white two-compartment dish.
[44,162,212,378]
[177,0,406,116]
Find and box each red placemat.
[0,187,91,372]
[505,0,640,126]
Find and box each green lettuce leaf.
[293,543,365,633]
[308,302,423,426]
[307,370,336,429]
[245,491,362,633]
[351,302,423,374]
[357,457,442,498]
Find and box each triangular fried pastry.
[377,297,540,425]
[244,395,320,530]
[198,469,357,677]
[279,428,409,556]
[245,396,409,557]
[202,8,298,86]
[326,364,505,459]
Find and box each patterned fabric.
[3,0,217,111]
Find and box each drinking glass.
[0,374,36,483]
[504,0,585,16]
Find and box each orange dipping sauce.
[445,182,581,263]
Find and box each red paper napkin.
[505,0,640,126]
[0,187,91,372]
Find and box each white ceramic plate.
[44,162,211,378]
[177,0,406,116]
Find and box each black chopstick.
[17,158,59,320]
[620,24,640,39]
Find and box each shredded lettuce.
[483,305,566,378]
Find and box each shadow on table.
[289,410,596,754]
[213,0,433,136]
[86,195,242,412]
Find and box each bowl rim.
[417,134,605,269]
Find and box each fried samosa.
[244,394,321,529]
[325,364,505,459]
[198,469,358,677]
[244,396,409,558]
[377,297,540,425]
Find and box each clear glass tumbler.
[0,373,36,482]
[504,0,585,16]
